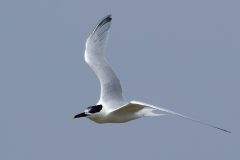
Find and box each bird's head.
[73,104,103,119]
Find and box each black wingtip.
[92,14,112,33]
[216,127,231,133]
[101,14,112,22]
[103,14,112,21]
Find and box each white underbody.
[88,101,166,123]
[89,112,140,123]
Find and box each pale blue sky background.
[0,0,239,159]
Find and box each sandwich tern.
[74,15,230,133]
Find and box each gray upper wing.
[84,15,126,106]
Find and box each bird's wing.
[117,101,230,133]
[84,15,126,108]
[109,103,145,115]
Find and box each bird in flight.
[74,15,230,133]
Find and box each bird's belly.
[89,114,140,123]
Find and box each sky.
[0,0,239,159]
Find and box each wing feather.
[131,101,231,133]
[84,15,126,108]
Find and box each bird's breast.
[89,112,140,123]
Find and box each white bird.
[74,15,230,133]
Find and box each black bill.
[74,112,87,118]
